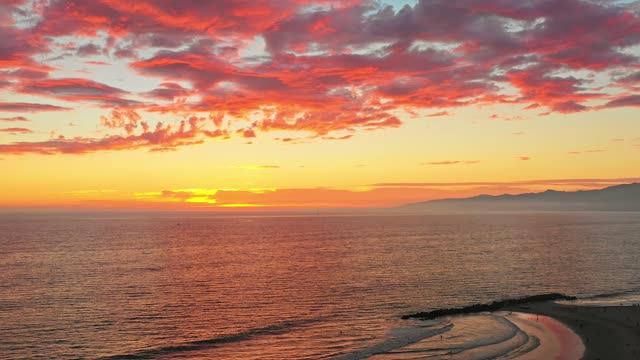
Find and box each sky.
[1,0,639,209]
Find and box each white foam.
[334,312,584,360]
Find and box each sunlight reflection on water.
[0,212,638,359]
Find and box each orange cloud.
[0,127,32,134]
[0,118,226,154]
[567,149,605,155]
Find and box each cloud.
[489,114,525,121]
[370,178,640,188]
[19,78,140,107]
[230,165,280,170]
[567,149,605,155]
[427,111,450,117]
[33,0,314,40]
[321,134,353,140]
[76,43,102,57]
[1,0,640,155]
[0,118,226,155]
[85,61,110,66]
[421,160,480,165]
[240,128,256,138]
[100,109,142,134]
[0,102,71,112]
[602,95,640,108]
[615,71,640,84]
[142,82,191,100]
[0,127,32,134]
[552,100,588,114]
[505,66,598,114]
[0,18,51,73]
[517,156,531,161]
[0,116,29,122]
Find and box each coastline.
[505,301,640,360]
[403,294,640,359]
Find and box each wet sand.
[505,302,640,359]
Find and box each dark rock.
[402,293,577,320]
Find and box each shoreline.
[505,301,640,359]
[403,294,640,359]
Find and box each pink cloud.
[100,109,142,134]
[142,82,192,100]
[0,102,71,112]
[1,0,639,155]
[0,116,29,122]
[602,95,640,108]
[76,43,102,57]
[18,78,141,108]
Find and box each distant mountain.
[399,183,640,212]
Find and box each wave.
[100,318,321,359]
[558,288,640,306]
[332,314,542,360]
[577,286,640,299]
[331,322,454,360]
[446,315,527,356]
[401,293,576,320]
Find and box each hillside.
[400,183,640,212]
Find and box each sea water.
[1,211,639,359]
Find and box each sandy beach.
[506,302,640,359]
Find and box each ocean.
[1,211,639,359]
